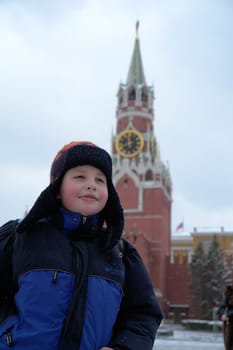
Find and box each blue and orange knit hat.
[50,141,113,186]
[17,141,124,248]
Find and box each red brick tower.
[112,22,172,308]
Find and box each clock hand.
[127,133,132,147]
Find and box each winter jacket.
[217,298,233,320]
[0,217,162,350]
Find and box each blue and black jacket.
[0,210,162,350]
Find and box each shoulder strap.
[118,238,126,259]
[0,220,18,298]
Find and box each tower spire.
[136,20,139,39]
[126,21,146,86]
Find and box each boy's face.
[59,165,108,216]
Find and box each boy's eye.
[96,177,106,184]
[74,175,85,179]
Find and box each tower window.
[123,177,128,188]
[142,91,148,102]
[128,89,136,101]
[145,170,153,181]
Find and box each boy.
[0,141,163,350]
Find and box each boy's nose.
[87,183,96,190]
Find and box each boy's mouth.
[79,195,97,201]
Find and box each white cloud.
[0,0,233,231]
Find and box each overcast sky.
[0,0,232,233]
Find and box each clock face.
[115,130,144,157]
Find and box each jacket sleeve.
[216,297,227,319]
[0,220,18,298]
[110,240,163,350]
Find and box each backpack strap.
[0,220,18,298]
[118,238,126,259]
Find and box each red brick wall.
[118,178,171,303]
[116,176,138,209]
[166,255,191,306]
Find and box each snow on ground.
[154,329,224,350]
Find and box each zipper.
[60,241,88,349]
[5,329,13,347]
[52,271,58,284]
[61,245,81,336]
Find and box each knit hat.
[17,141,124,249]
[50,141,112,186]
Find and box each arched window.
[145,170,153,181]
[128,88,136,101]
[142,90,148,102]
[142,87,148,106]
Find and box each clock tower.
[112,22,172,308]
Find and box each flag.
[176,221,184,232]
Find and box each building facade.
[169,227,233,321]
